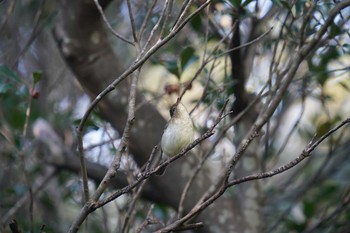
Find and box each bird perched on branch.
[156,101,194,175]
[161,101,194,157]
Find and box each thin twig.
[275,96,306,159]
[0,0,15,32]
[98,101,229,208]
[138,0,158,40]
[228,118,350,187]
[93,0,134,45]
[225,0,350,180]
[83,135,119,151]
[155,2,350,231]
[177,150,208,218]
[11,0,47,70]
[69,69,140,233]
[68,117,218,233]
[135,205,158,233]
[209,27,274,62]
[140,0,171,56]
[75,0,212,211]
[180,26,272,104]
[20,78,40,233]
[157,116,350,233]
[143,146,159,172]
[126,0,138,44]
[121,179,148,233]
[77,131,90,203]
[159,0,174,39]
[171,0,194,31]
[172,222,204,232]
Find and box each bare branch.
[99,99,229,208]
[74,0,212,211]
[228,118,350,187]
[140,0,172,55]
[158,116,350,232]
[69,69,140,232]
[138,0,158,40]
[126,0,138,44]
[226,0,350,179]
[121,179,148,233]
[135,205,158,233]
[171,0,194,31]
[93,0,134,45]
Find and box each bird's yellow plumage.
[161,102,194,156]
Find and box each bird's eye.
[169,105,176,117]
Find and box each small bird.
[161,102,194,157]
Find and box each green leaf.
[317,73,328,86]
[303,200,315,218]
[316,121,330,136]
[231,0,242,8]
[164,60,180,78]
[6,103,26,130]
[73,118,100,132]
[329,23,342,38]
[323,46,340,64]
[285,217,306,231]
[0,81,12,94]
[0,64,21,94]
[180,47,198,72]
[32,71,42,84]
[190,13,202,32]
[0,64,21,83]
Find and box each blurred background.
[1,0,350,232]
